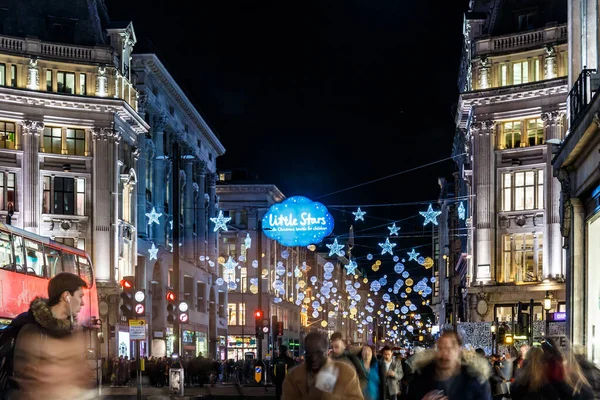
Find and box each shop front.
[227,335,256,361]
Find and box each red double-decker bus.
[0,222,101,382]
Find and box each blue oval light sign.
[262,196,334,247]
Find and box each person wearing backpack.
[0,272,94,400]
[274,345,296,400]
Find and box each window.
[526,118,544,146]
[0,64,5,86]
[240,267,247,293]
[79,73,86,95]
[0,121,16,149]
[65,128,85,155]
[50,177,85,216]
[500,64,508,86]
[517,12,536,31]
[56,72,75,94]
[534,59,540,82]
[10,65,16,87]
[46,70,52,92]
[501,169,544,211]
[76,178,85,215]
[43,176,51,213]
[513,61,529,85]
[238,303,246,325]
[227,303,237,325]
[501,121,522,149]
[500,233,543,283]
[500,118,545,149]
[25,240,45,277]
[43,126,63,154]
[0,172,16,210]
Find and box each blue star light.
[345,259,358,275]
[458,202,466,220]
[326,238,345,257]
[379,238,397,256]
[388,223,400,236]
[407,249,420,262]
[419,204,442,226]
[210,210,232,232]
[245,233,252,249]
[222,255,238,270]
[148,243,159,260]
[352,207,366,221]
[145,207,162,225]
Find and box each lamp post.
[490,320,497,355]
[544,291,553,337]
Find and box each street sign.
[254,366,262,383]
[129,319,146,340]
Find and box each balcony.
[473,24,567,56]
[0,35,112,64]
[568,68,599,127]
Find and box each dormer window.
[516,11,536,31]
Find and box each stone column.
[131,148,140,276]
[478,57,490,89]
[136,94,148,235]
[544,46,557,79]
[567,197,585,346]
[184,158,195,261]
[152,114,166,244]
[207,173,218,260]
[542,111,565,279]
[472,120,495,283]
[20,120,44,233]
[195,162,207,260]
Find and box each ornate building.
[132,54,227,359]
[0,0,146,360]
[453,0,567,329]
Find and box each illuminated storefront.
[587,215,600,363]
[227,335,256,360]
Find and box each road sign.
[129,319,146,340]
[254,366,262,383]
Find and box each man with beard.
[282,331,364,400]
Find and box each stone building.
[132,54,227,359]
[0,0,147,359]
[552,0,600,362]
[452,0,567,329]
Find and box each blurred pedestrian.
[330,332,367,389]
[274,345,297,400]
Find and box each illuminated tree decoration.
[458,201,466,220]
[145,207,162,225]
[210,210,232,232]
[245,233,252,249]
[419,204,442,226]
[379,238,397,256]
[148,243,159,260]
[326,238,345,257]
[352,207,366,221]
[407,249,420,262]
[388,223,400,236]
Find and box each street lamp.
[490,320,497,354]
[544,291,553,337]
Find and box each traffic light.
[178,301,189,323]
[134,289,146,317]
[166,289,177,324]
[277,321,284,337]
[262,317,270,335]
[120,276,135,319]
[255,309,264,339]
[497,325,506,344]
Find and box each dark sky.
[106,0,470,271]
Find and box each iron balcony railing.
[568,68,598,126]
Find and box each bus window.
[25,240,45,277]
[62,252,77,275]
[0,231,13,270]
[44,247,61,277]
[12,235,25,274]
[77,256,93,288]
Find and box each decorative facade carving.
[544,45,557,79]
[478,56,490,89]
[153,114,167,132]
[541,110,564,126]
[209,173,218,187]
[137,93,148,114]
[96,65,108,97]
[20,120,44,135]
[132,146,141,160]
[92,127,122,142]
[27,57,39,90]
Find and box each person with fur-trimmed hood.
[8,272,95,400]
[406,331,492,400]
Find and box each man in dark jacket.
[406,331,492,400]
[274,345,296,400]
[329,331,367,389]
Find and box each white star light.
[326,238,345,257]
[222,255,238,270]
[345,259,358,275]
[419,204,442,226]
[145,207,162,225]
[210,210,231,232]
[379,238,397,256]
[388,223,400,236]
[352,207,366,221]
[458,202,466,220]
[407,249,420,262]
[245,233,252,249]
[148,243,159,260]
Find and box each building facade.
[132,54,227,360]
[552,0,600,362]
[0,1,147,360]
[453,0,567,330]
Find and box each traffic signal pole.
[172,141,181,356]
[257,218,263,360]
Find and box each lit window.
[10,65,16,87]
[0,121,16,149]
[500,64,508,86]
[227,304,237,325]
[46,70,53,92]
[512,61,529,85]
[238,303,246,325]
[525,118,544,146]
[43,126,63,154]
[501,169,544,211]
[0,172,16,210]
[65,128,85,155]
[79,73,86,95]
[56,72,75,94]
[501,233,543,283]
[0,64,5,86]
[501,121,522,149]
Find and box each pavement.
[93,384,276,399]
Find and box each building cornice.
[132,54,226,156]
[0,86,149,134]
[216,184,286,203]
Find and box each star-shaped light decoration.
[352,207,366,221]
[326,238,345,257]
[245,233,252,249]
[419,204,442,226]
[221,255,238,270]
[379,238,397,256]
[210,210,232,232]
[145,207,162,225]
[407,249,420,262]
[345,259,358,275]
[458,202,466,220]
[388,223,400,236]
[148,243,159,260]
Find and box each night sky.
[106,0,470,274]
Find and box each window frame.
[0,171,16,211]
[500,232,543,283]
[44,176,85,216]
[65,128,85,155]
[0,121,16,149]
[501,168,544,212]
[56,71,75,94]
[43,126,63,154]
[0,63,5,86]
[46,70,53,92]
[79,73,86,95]
[10,65,16,88]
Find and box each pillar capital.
[541,110,564,127]
[153,113,167,132]
[20,120,44,136]
[92,127,121,143]
[209,172,218,187]
[471,119,495,134]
